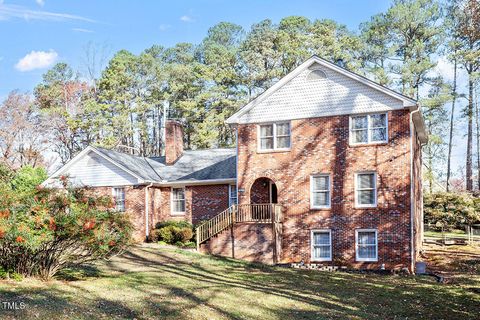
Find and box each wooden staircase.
[196,203,283,251]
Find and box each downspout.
[145,182,153,240]
[235,126,239,205]
[409,108,421,274]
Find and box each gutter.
[145,182,153,239]
[409,107,421,273]
[146,178,236,187]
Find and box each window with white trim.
[229,185,237,206]
[172,187,186,214]
[310,174,331,209]
[356,229,378,261]
[350,113,387,144]
[355,172,377,207]
[113,187,125,212]
[311,230,332,261]
[259,122,291,150]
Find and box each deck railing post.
[196,226,200,251]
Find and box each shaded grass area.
[0,243,479,320]
[423,242,480,280]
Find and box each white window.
[311,230,332,261]
[355,172,377,207]
[310,174,331,209]
[258,122,291,150]
[171,187,186,214]
[229,185,238,206]
[356,229,378,262]
[112,187,125,212]
[350,113,388,144]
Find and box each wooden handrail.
[196,203,282,250]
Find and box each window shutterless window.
[356,229,378,262]
[113,187,125,212]
[258,122,291,150]
[171,187,186,214]
[355,172,377,207]
[310,174,331,209]
[311,230,332,261]
[350,113,387,144]
[229,185,238,206]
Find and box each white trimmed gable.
[43,148,140,188]
[227,56,417,125]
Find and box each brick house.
[43,56,427,272]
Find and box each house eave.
[150,178,236,187]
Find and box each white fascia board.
[150,178,236,187]
[226,55,417,124]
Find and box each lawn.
[0,243,479,320]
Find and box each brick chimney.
[165,120,184,165]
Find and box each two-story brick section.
[43,56,427,272]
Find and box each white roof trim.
[226,55,417,124]
[151,178,236,187]
[42,146,144,186]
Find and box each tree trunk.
[466,76,474,191]
[476,88,480,190]
[446,58,458,192]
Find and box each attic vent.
[306,69,327,81]
[87,155,100,166]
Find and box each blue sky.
[0,0,392,98]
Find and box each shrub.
[176,227,193,242]
[424,192,480,231]
[147,229,162,242]
[155,220,193,230]
[155,225,193,244]
[0,180,133,280]
[158,225,181,243]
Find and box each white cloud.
[72,27,93,33]
[15,50,58,72]
[159,24,170,31]
[35,0,45,7]
[0,4,95,23]
[435,57,455,82]
[180,15,194,22]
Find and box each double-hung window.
[259,122,291,151]
[113,187,126,212]
[311,230,332,261]
[355,172,377,207]
[350,113,387,144]
[172,187,186,214]
[229,185,238,206]
[310,174,331,209]
[356,229,378,262]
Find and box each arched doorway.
[250,177,278,204]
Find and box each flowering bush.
[424,192,480,231]
[0,181,133,280]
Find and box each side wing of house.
[43,148,141,188]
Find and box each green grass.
[0,244,479,320]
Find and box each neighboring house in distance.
[43,55,427,272]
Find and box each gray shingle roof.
[93,147,236,183]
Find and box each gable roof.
[226,55,418,125]
[43,146,236,187]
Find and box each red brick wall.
[200,223,275,264]
[92,186,147,242]
[165,120,184,165]
[190,184,230,224]
[90,183,230,241]
[236,110,415,270]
